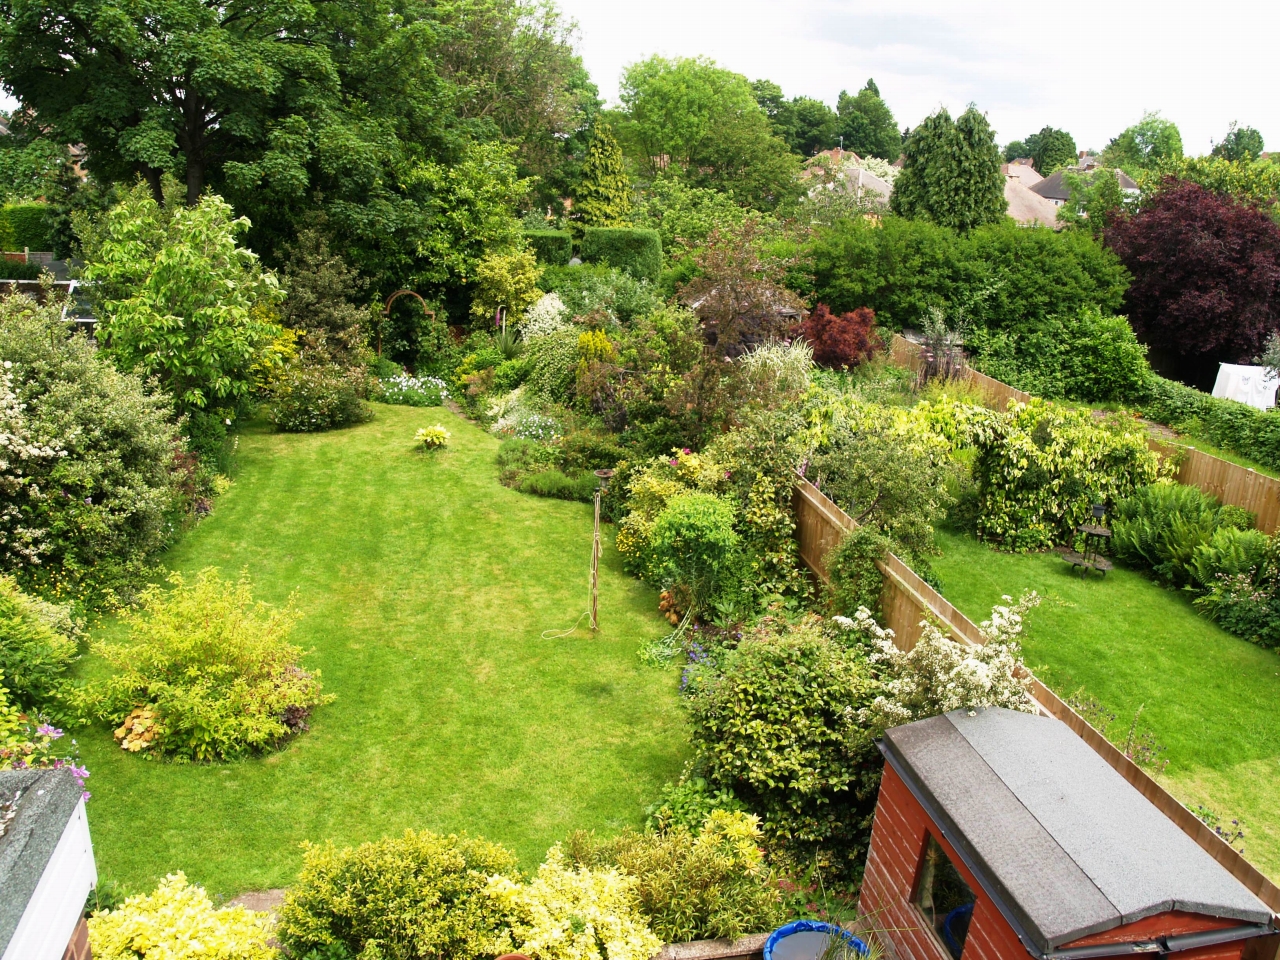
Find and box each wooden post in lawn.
[590,470,614,632]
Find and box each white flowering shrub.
[486,846,661,960]
[89,872,277,960]
[839,592,1040,735]
[373,373,448,407]
[521,293,571,340]
[0,369,61,566]
[855,156,899,186]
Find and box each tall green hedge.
[523,229,573,266]
[580,227,662,282]
[0,204,52,252]
[1139,376,1280,472]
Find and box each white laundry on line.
[1212,363,1279,411]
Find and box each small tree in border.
[799,304,880,369]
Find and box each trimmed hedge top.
[1140,375,1280,473]
[523,229,573,266]
[0,204,52,253]
[580,227,662,282]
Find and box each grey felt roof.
[0,768,84,956]
[881,709,1272,955]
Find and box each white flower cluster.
[521,292,571,340]
[836,592,1040,735]
[853,155,899,186]
[375,373,449,406]
[0,370,62,564]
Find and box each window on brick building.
[913,835,976,960]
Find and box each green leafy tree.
[891,106,1006,231]
[572,122,632,229]
[1212,122,1265,162]
[1059,168,1129,236]
[80,181,283,421]
[1003,140,1029,161]
[837,80,900,159]
[619,56,800,210]
[1139,155,1280,216]
[1101,112,1183,173]
[1028,125,1077,173]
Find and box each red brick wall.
[62,917,91,960]
[859,767,1256,960]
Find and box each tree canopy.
[1212,122,1266,163]
[1100,112,1184,173]
[890,106,1006,231]
[836,80,900,160]
[618,56,799,210]
[1027,126,1077,173]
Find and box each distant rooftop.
[881,708,1273,956]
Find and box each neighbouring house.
[860,707,1276,960]
[1031,167,1139,208]
[801,148,893,206]
[1000,161,1042,188]
[0,769,97,960]
[1004,176,1060,228]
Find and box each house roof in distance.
[0,769,85,956]
[1001,161,1043,187]
[1004,177,1059,228]
[881,708,1273,956]
[1031,167,1138,202]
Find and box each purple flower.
[36,723,62,739]
[682,448,691,454]
[84,497,92,506]
[669,459,679,466]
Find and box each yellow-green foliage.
[81,569,331,761]
[89,872,277,960]
[276,829,520,960]
[469,248,544,325]
[614,449,721,573]
[569,811,785,943]
[486,846,662,960]
[416,425,451,449]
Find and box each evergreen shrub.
[523,229,573,266]
[0,204,52,250]
[580,228,662,282]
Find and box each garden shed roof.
[881,708,1273,955]
[0,768,84,954]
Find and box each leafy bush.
[1138,375,1280,472]
[416,425,450,449]
[800,305,880,370]
[518,469,598,502]
[469,248,543,326]
[966,400,1164,550]
[524,328,580,403]
[644,777,746,833]
[82,569,331,761]
[373,374,448,407]
[0,292,183,603]
[685,617,881,875]
[268,363,372,432]
[492,357,531,392]
[496,437,559,483]
[566,810,786,943]
[826,527,892,619]
[649,493,740,611]
[485,846,661,960]
[1112,482,1256,587]
[277,830,519,960]
[541,266,664,324]
[0,258,39,279]
[88,872,276,960]
[969,307,1150,403]
[0,203,52,250]
[580,227,662,282]
[0,576,78,712]
[1195,563,1280,649]
[524,229,574,266]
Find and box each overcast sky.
[558,0,1275,156]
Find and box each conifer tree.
[572,121,632,229]
[891,106,1006,231]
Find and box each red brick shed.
[860,708,1275,960]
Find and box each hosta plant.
[416,425,451,449]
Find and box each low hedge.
[580,227,662,282]
[1138,375,1280,472]
[0,204,52,252]
[523,229,573,266]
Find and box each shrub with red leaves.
[800,304,881,369]
[1106,181,1280,370]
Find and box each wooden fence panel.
[790,474,1280,916]
[891,334,1280,534]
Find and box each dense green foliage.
[278,830,521,960]
[0,292,182,602]
[1100,112,1184,173]
[1138,376,1280,472]
[82,569,331,761]
[891,107,1005,231]
[572,121,633,230]
[524,230,574,265]
[80,183,283,425]
[970,307,1150,403]
[0,203,52,250]
[579,228,663,282]
[825,526,891,618]
[836,80,901,160]
[1212,123,1265,162]
[267,363,373,433]
[567,810,786,943]
[649,493,741,612]
[0,576,79,713]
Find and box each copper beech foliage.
[799,303,881,369]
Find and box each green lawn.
[77,405,687,898]
[931,528,1280,882]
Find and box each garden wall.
[791,475,1280,922]
[890,334,1280,535]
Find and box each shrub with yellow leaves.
[88,872,277,960]
[486,846,661,960]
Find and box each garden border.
[889,334,1280,534]
[791,475,1280,924]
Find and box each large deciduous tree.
[891,106,1006,231]
[836,80,900,160]
[619,56,799,210]
[1212,122,1266,163]
[1105,180,1280,383]
[1100,112,1183,173]
[1027,125,1077,173]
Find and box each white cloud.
[558,0,1280,155]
